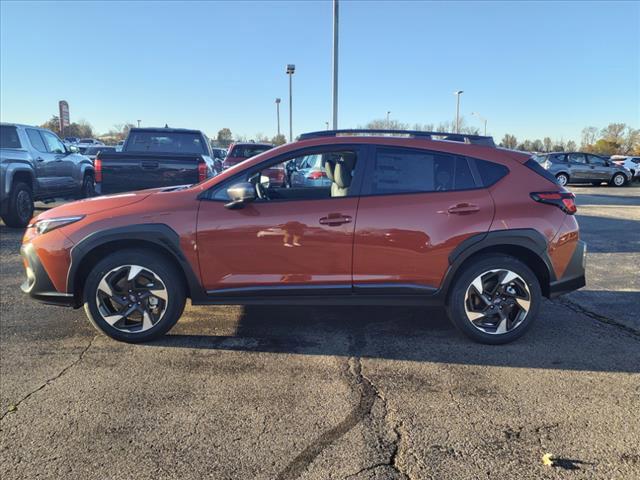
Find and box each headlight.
[28,216,84,235]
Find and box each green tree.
[216,128,233,148]
[271,134,287,146]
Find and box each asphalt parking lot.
[1,185,639,479]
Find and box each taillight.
[530,191,577,214]
[94,158,102,182]
[307,170,327,180]
[198,161,207,182]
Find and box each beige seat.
[325,154,356,197]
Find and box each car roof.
[232,142,273,147]
[127,127,202,134]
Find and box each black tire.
[1,181,34,228]
[83,249,186,343]
[79,173,95,199]
[609,173,627,187]
[555,173,569,187]
[446,254,542,345]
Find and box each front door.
[353,146,495,291]
[587,154,611,181]
[196,146,365,294]
[40,130,75,193]
[25,128,57,196]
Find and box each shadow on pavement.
[576,214,640,253]
[150,303,640,374]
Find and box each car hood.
[33,191,154,221]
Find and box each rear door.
[352,146,494,291]
[25,128,57,195]
[566,153,591,181]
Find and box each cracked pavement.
[1,185,639,479]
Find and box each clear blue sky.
[1,0,638,143]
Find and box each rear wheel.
[446,255,541,344]
[1,181,34,228]
[79,173,95,198]
[83,250,186,343]
[610,173,626,187]
[555,173,569,186]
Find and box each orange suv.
[20,130,586,344]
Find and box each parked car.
[223,142,284,186]
[94,127,218,195]
[211,147,226,174]
[84,145,117,162]
[289,153,332,188]
[63,137,79,145]
[610,155,640,180]
[76,138,104,154]
[20,129,586,345]
[538,152,632,187]
[0,123,95,227]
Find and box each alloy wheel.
[95,265,168,333]
[556,174,568,186]
[613,174,625,186]
[463,269,531,335]
[16,190,33,223]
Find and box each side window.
[0,125,21,148]
[568,153,586,164]
[367,148,478,194]
[26,129,48,153]
[213,149,358,201]
[41,131,66,154]
[587,155,606,166]
[474,159,509,187]
[550,154,566,163]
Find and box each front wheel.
[83,250,186,343]
[555,173,569,186]
[610,173,626,187]
[1,181,34,228]
[446,255,541,344]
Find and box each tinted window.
[587,155,606,166]
[474,159,509,187]
[41,131,66,154]
[568,153,586,164]
[229,144,272,158]
[368,148,476,194]
[0,125,21,149]
[26,129,47,153]
[524,158,557,184]
[549,154,566,163]
[126,132,206,154]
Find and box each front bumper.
[549,240,586,298]
[20,243,75,307]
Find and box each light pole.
[275,98,281,137]
[332,0,339,129]
[386,111,391,128]
[471,112,487,136]
[454,90,463,133]
[137,120,141,128]
[286,64,295,142]
[325,121,329,130]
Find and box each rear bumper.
[549,240,586,298]
[20,243,76,307]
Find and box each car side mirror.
[225,182,256,209]
[67,145,79,154]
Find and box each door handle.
[35,157,44,162]
[446,203,480,215]
[319,214,352,226]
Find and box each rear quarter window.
[524,158,558,184]
[474,159,509,186]
[0,125,21,149]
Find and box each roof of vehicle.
[1,122,49,130]
[230,142,274,147]
[127,127,203,134]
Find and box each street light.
[275,98,281,137]
[386,111,391,128]
[286,64,295,142]
[137,120,141,128]
[454,90,463,133]
[471,111,487,136]
[325,121,329,130]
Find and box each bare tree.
[581,126,598,149]
[500,134,518,149]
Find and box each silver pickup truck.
[1,123,95,227]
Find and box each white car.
[76,138,104,154]
[611,156,640,180]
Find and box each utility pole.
[137,120,141,128]
[332,0,339,129]
[286,64,295,142]
[275,98,281,137]
[386,111,391,128]
[454,90,463,133]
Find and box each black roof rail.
[298,129,495,147]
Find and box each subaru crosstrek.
[20,130,586,344]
